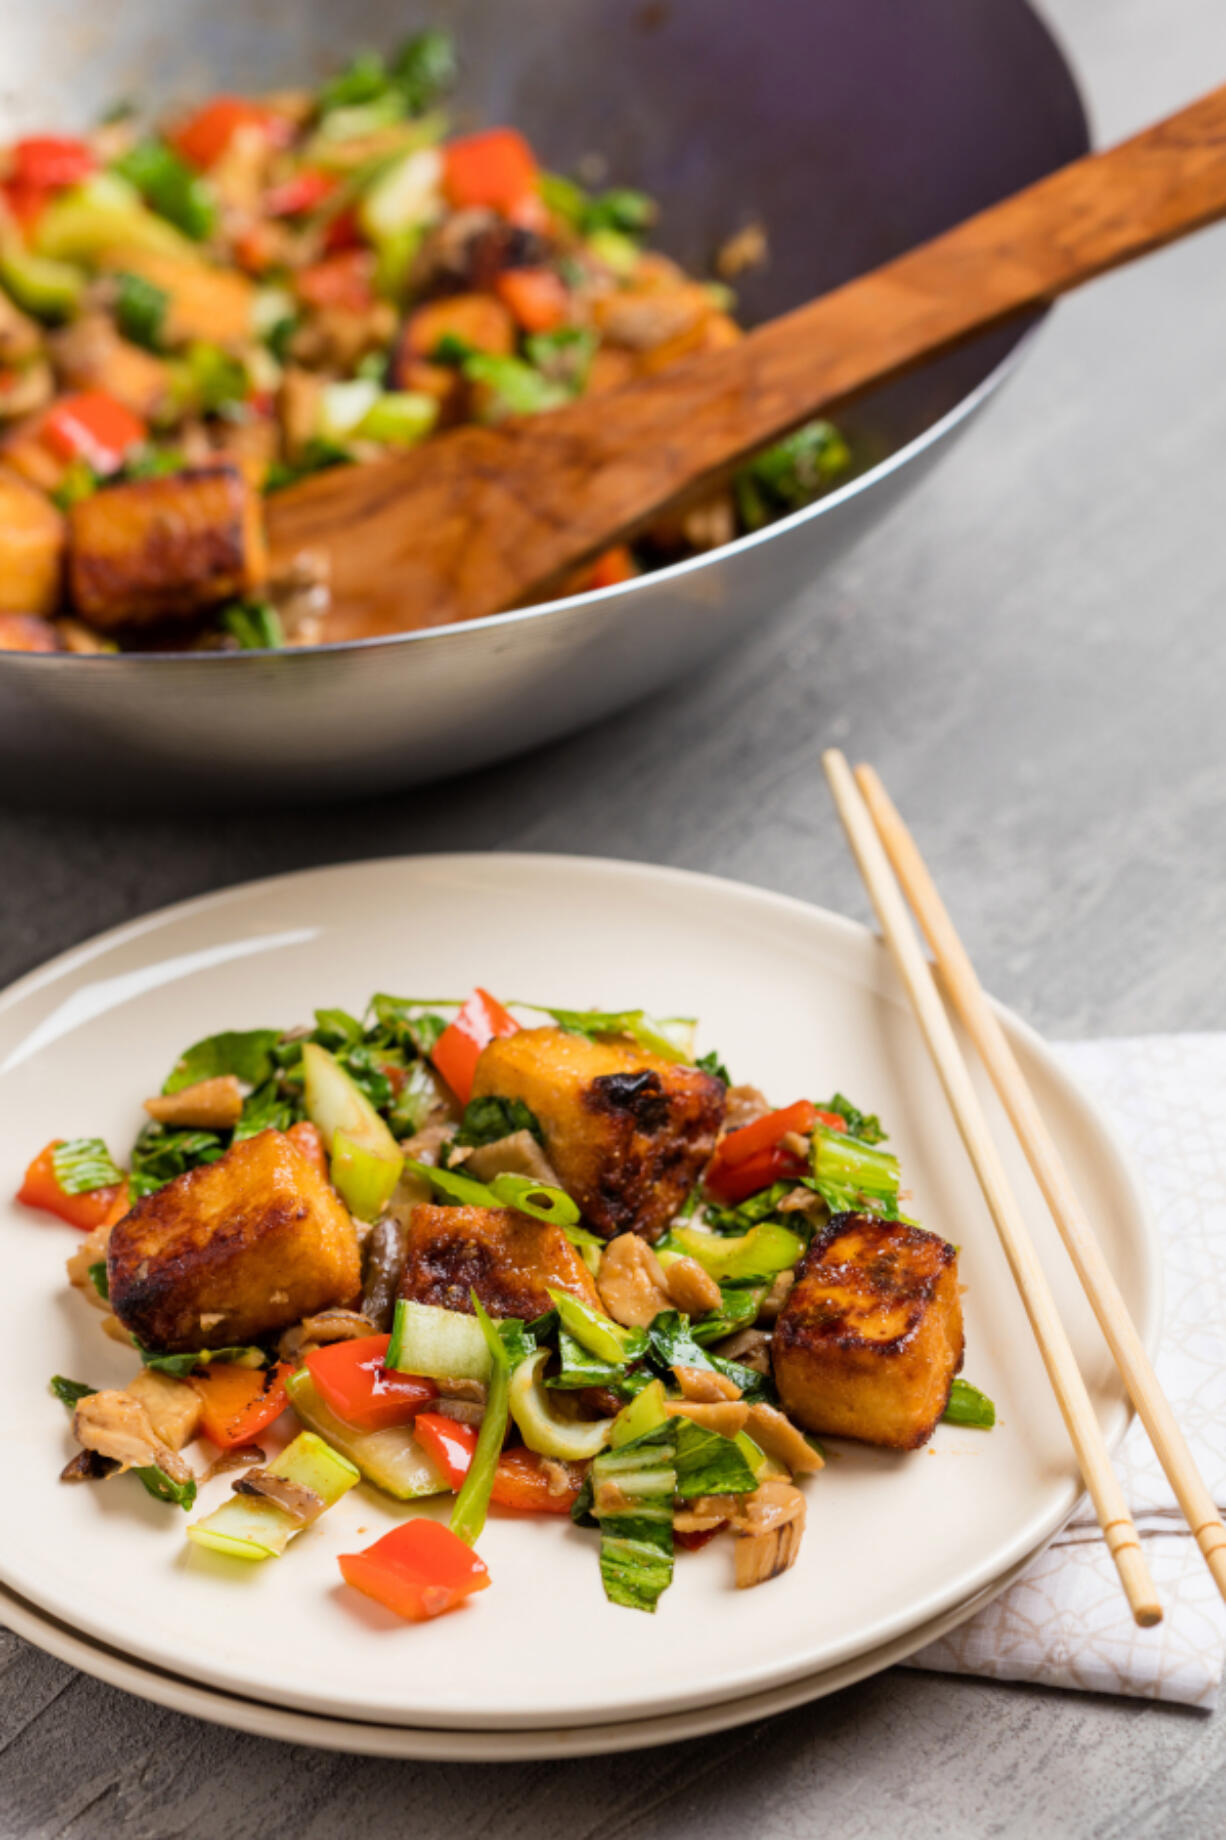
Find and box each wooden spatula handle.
[269,83,1226,639]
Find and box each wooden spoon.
[267,83,1226,641]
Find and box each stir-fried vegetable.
[339,1516,490,1622]
[187,1429,358,1559]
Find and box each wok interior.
[10,0,1087,472]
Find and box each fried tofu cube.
[772,1214,963,1451]
[107,1128,360,1353]
[398,1204,602,1319]
[0,466,64,615]
[68,462,267,628]
[471,1027,725,1242]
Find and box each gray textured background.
[3,0,1226,1833]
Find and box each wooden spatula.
[267,83,1226,642]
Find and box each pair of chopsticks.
[823,750,1226,1629]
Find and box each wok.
[0,0,1087,804]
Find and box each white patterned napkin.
[906,1035,1226,1708]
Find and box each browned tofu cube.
[0,466,64,615]
[107,1128,360,1353]
[471,1027,725,1242]
[399,1204,602,1319]
[99,248,256,347]
[772,1214,963,1451]
[68,462,267,628]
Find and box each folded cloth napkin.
[906,1034,1226,1708]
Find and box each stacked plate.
[0,857,1158,1758]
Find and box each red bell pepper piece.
[41,391,146,476]
[190,1361,291,1448]
[442,128,538,215]
[322,206,364,254]
[11,136,96,192]
[16,1141,125,1231]
[264,168,336,217]
[171,97,271,170]
[490,1447,585,1514]
[304,1335,437,1432]
[431,988,519,1106]
[295,250,376,313]
[1,182,51,232]
[494,266,570,334]
[284,1119,328,1178]
[704,1099,846,1205]
[413,1411,477,1489]
[585,546,638,590]
[339,1517,490,1622]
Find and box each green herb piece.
[463,351,570,422]
[50,1375,94,1409]
[807,1125,901,1219]
[454,1095,543,1149]
[128,1124,225,1199]
[430,331,477,367]
[590,1429,676,1612]
[88,1260,110,1301]
[318,50,394,114]
[582,188,657,237]
[50,457,99,510]
[175,340,249,415]
[524,325,597,395]
[113,269,168,350]
[311,1008,364,1051]
[735,419,851,529]
[233,1079,303,1142]
[530,1005,695,1063]
[390,29,458,114]
[695,1048,730,1085]
[672,1416,757,1499]
[113,139,216,240]
[546,1327,629,1393]
[220,599,284,650]
[537,171,588,228]
[264,438,352,492]
[688,1284,763,1345]
[548,1288,647,1366]
[367,994,453,1056]
[50,1137,124,1195]
[120,445,188,481]
[164,1027,281,1095]
[819,1093,887,1144]
[701,1180,795,1235]
[138,1344,267,1378]
[644,1310,774,1403]
[942,1378,996,1430]
[387,1060,443,1136]
[449,1296,511,1546]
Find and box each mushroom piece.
[731,1479,807,1588]
[711,1327,771,1374]
[597,1233,672,1328]
[360,1215,409,1332]
[663,1398,749,1439]
[663,1254,721,1317]
[143,1075,244,1131]
[72,1390,192,1484]
[233,1468,324,1524]
[757,1270,795,1323]
[673,1364,742,1405]
[277,1308,375,1363]
[674,1493,737,1535]
[744,1403,824,1477]
[463,1130,563,1189]
[722,1084,772,1131]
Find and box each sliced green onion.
[449,1296,511,1546]
[942,1378,996,1430]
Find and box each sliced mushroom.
[663,1255,721,1317]
[663,1398,749,1439]
[143,1075,244,1131]
[463,1130,562,1188]
[674,1492,737,1534]
[672,1364,742,1405]
[722,1084,772,1131]
[744,1403,824,1477]
[597,1233,672,1329]
[731,1479,807,1588]
[277,1308,375,1362]
[233,1468,324,1523]
[757,1270,795,1324]
[72,1389,192,1483]
[431,1398,485,1427]
[201,1444,265,1483]
[361,1215,409,1331]
[711,1327,771,1374]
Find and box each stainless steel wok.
[0,0,1087,804]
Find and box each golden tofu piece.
[471,1027,724,1242]
[68,462,267,628]
[0,466,64,615]
[107,1128,360,1353]
[99,247,256,346]
[398,1204,601,1320]
[772,1214,963,1451]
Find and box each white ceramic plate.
[0,1539,1045,1760]
[0,856,1158,1731]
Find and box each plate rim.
[0,852,1161,1729]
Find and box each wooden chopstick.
[821,749,1162,1627]
[854,761,1226,1605]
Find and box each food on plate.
[0,30,851,655]
[21,988,992,1622]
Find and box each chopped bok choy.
[509,1349,613,1461]
[285,1369,448,1499]
[301,1040,403,1218]
[186,1430,358,1559]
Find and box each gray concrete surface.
[3,1,1226,1833]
